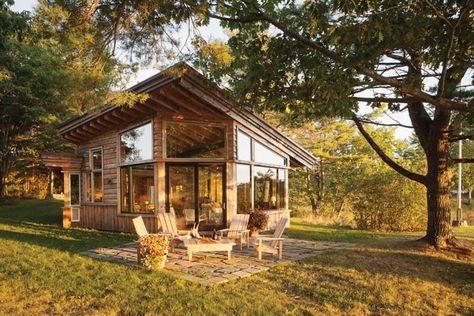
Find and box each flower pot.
[250,228,260,237]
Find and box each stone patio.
[81,238,354,286]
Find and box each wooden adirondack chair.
[158,212,192,252]
[217,214,250,250]
[253,217,288,260]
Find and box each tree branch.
[353,96,414,103]
[352,114,426,184]
[451,158,474,163]
[357,118,413,128]
[208,11,472,111]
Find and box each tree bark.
[424,148,454,246]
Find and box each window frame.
[88,147,103,203]
[119,120,155,166]
[235,127,288,168]
[118,119,157,215]
[163,120,228,161]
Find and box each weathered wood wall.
[72,204,159,233]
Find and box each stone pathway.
[81,238,354,286]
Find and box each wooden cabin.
[42,63,317,233]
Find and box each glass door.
[166,163,225,230]
[198,165,224,229]
[167,165,196,228]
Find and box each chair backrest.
[158,212,178,236]
[270,217,288,248]
[132,216,148,238]
[228,214,250,239]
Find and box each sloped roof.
[58,63,317,168]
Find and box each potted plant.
[248,208,269,237]
[137,235,168,270]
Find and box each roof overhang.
[57,63,317,168]
[40,152,83,170]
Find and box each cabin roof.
[57,63,317,168]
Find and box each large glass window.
[254,141,286,166]
[168,166,196,227]
[254,166,278,209]
[237,131,251,161]
[87,148,103,202]
[121,164,155,213]
[120,123,153,164]
[198,165,224,226]
[120,122,155,213]
[166,122,226,158]
[236,164,252,213]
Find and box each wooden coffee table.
[183,239,235,261]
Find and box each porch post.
[62,171,71,228]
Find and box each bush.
[351,171,427,231]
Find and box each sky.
[11,0,471,141]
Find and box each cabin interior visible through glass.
[77,120,289,230]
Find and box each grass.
[0,199,473,315]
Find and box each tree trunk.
[45,170,53,200]
[422,112,455,248]
[468,189,472,205]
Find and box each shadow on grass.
[0,218,133,253]
[264,245,474,314]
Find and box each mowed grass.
[0,199,473,315]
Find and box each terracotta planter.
[250,228,260,237]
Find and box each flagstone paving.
[81,238,354,286]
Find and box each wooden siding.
[72,204,159,233]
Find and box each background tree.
[0,0,125,200]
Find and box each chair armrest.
[177,230,191,235]
[156,232,173,237]
[227,229,250,233]
[255,237,285,241]
[217,228,230,233]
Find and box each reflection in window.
[121,164,155,213]
[254,141,285,166]
[120,123,153,163]
[168,166,195,227]
[278,169,286,209]
[237,131,251,161]
[236,164,252,213]
[70,174,80,205]
[254,166,277,210]
[87,148,103,202]
[166,122,225,158]
[198,165,223,226]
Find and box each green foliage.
[279,113,427,231]
[0,1,126,198]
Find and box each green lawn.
[0,199,473,315]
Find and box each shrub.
[351,170,427,231]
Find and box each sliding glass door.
[166,163,226,230]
